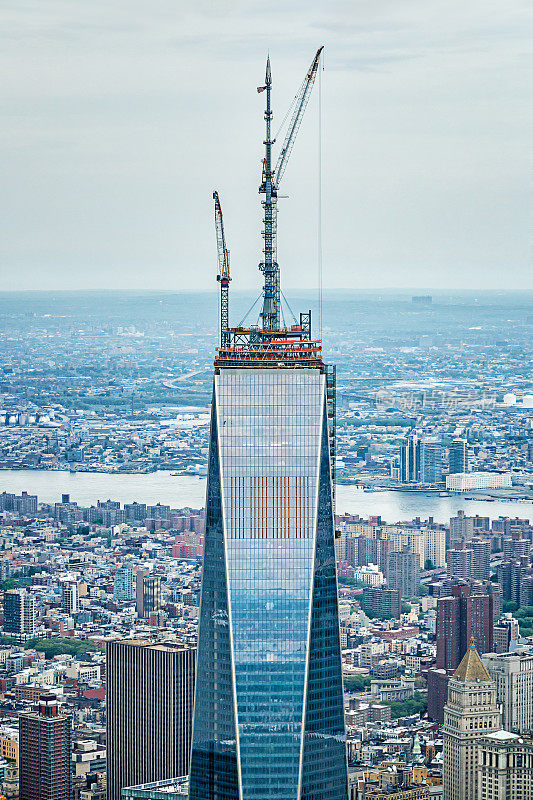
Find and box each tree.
[387,692,428,719]
[343,675,372,692]
[424,559,434,571]
[503,601,519,613]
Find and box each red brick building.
[19,695,72,800]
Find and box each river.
[0,469,531,525]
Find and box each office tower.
[399,434,420,483]
[492,613,520,653]
[19,694,72,800]
[420,438,443,484]
[448,439,468,475]
[361,587,401,619]
[386,547,420,597]
[442,641,501,800]
[3,589,35,635]
[428,584,494,722]
[190,50,346,800]
[446,544,472,580]
[482,649,533,734]
[61,582,77,615]
[136,574,161,618]
[190,361,347,800]
[106,639,196,800]
[477,732,533,799]
[113,567,135,601]
[135,569,146,615]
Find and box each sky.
[0,0,531,292]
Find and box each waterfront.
[0,469,531,524]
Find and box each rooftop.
[453,637,492,683]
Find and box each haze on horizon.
[1,0,531,293]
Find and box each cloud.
[0,0,531,291]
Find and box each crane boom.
[258,47,323,331]
[213,190,231,347]
[274,46,323,189]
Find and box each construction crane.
[258,46,323,331]
[213,190,231,347]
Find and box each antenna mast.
[258,47,323,333]
[258,57,279,331]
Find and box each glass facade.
[190,368,347,800]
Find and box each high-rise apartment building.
[492,613,520,653]
[61,582,77,615]
[19,694,72,800]
[428,583,494,722]
[436,585,493,671]
[443,641,501,800]
[420,438,443,484]
[496,557,533,606]
[446,545,472,580]
[471,538,491,581]
[113,567,134,601]
[361,586,402,619]
[448,439,468,475]
[386,547,420,597]
[477,731,533,800]
[400,434,421,484]
[446,539,491,581]
[482,649,533,734]
[106,639,196,800]
[3,589,35,636]
[399,435,443,484]
[449,510,490,543]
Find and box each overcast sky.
[0,0,531,292]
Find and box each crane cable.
[318,52,324,339]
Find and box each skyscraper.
[399,434,443,484]
[106,639,196,800]
[420,438,443,484]
[436,585,494,671]
[448,439,468,475]
[61,582,77,615]
[482,649,533,734]
[399,434,420,483]
[113,566,135,601]
[19,694,72,800]
[443,641,501,800]
[135,574,161,618]
[189,48,346,800]
[427,583,494,722]
[477,732,533,799]
[3,589,35,636]
[189,362,346,800]
[386,547,420,597]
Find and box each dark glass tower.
[189,365,347,800]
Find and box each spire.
[452,638,491,683]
